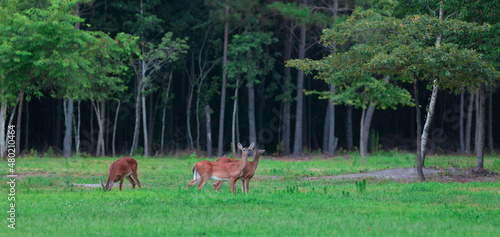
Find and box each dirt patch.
[306,167,499,183]
[6,172,53,179]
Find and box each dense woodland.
[1,0,499,169]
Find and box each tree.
[288,10,413,164]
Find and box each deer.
[187,143,254,194]
[100,157,142,192]
[212,146,264,194]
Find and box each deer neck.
[239,156,248,172]
[251,152,261,169]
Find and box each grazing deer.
[212,147,264,194]
[187,143,254,194]
[100,157,142,192]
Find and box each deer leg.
[119,178,124,192]
[197,176,209,190]
[132,172,141,190]
[213,181,220,191]
[245,178,250,194]
[229,178,236,194]
[126,176,136,190]
[187,179,201,189]
[241,179,245,193]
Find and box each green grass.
[1,152,499,236]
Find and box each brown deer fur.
[100,157,141,192]
[212,147,264,193]
[187,143,254,194]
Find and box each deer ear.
[238,143,243,150]
[260,149,265,154]
[249,143,254,149]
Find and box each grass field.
[1,151,499,236]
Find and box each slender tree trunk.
[217,5,229,157]
[141,93,149,156]
[76,100,80,155]
[293,22,306,156]
[4,95,19,155]
[92,99,105,157]
[362,104,376,157]
[346,105,353,151]
[63,98,73,158]
[0,101,6,157]
[205,105,212,157]
[15,90,24,157]
[130,80,142,155]
[414,78,425,181]
[25,99,28,151]
[488,84,493,152]
[328,84,336,155]
[420,0,443,165]
[475,88,479,153]
[465,90,474,155]
[147,94,153,154]
[112,100,121,157]
[282,21,293,155]
[421,81,439,162]
[90,102,94,152]
[323,105,330,152]
[477,83,486,169]
[460,91,465,154]
[248,81,256,144]
[187,81,195,150]
[231,80,240,155]
[161,72,173,155]
[359,107,366,165]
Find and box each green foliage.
[226,31,277,86]
[370,130,380,153]
[355,179,367,193]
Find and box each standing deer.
[187,143,254,194]
[100,157,142,192]
[212,147,264,193]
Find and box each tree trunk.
[90,101,94,152]
[460,91,464,154]
[421,81,439,161]
[282,20,293,155]
[217,5,229,157]
[130,80,142,156]
[25,99,28,151]
[475,88,479,153]
[362,104,376,157]
[141,93,149,156]
[465,90,474,155]
[92,99,105,157]
[346,105,353,151]
[477,83,486,169]
[63,98,73,158]
[187,81,195,150]
[205,105,212,157]
[248,80,256,144]
[323,104,330,152]
[0,101,6,157]
[414,78,425,181]
[293,22,306,156]
[359,107,366,165]
[15,89,24,157]
[328,84,336,155]
[112,100,121,157]
[231,79,239,155]
[5,97,18,155]
[488,84,493,152]
[161,72,173,155]
[76,100,80,155]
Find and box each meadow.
[1,151,499,236]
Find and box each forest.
[1,0,499,166]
